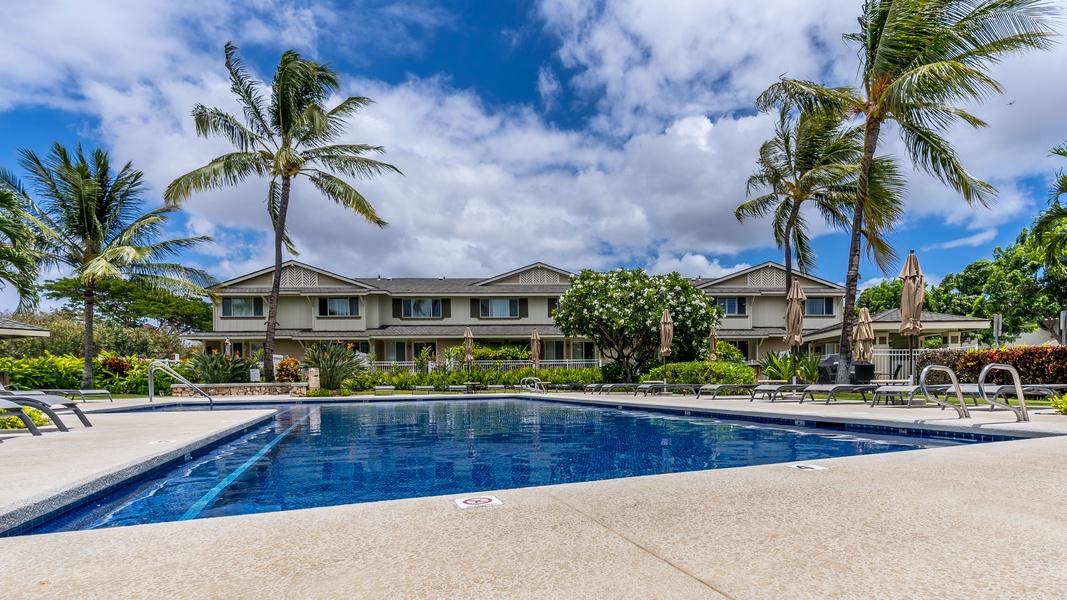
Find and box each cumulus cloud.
[647,253,749,279]
[921,228,998,252]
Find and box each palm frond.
[192,105,265,152]
[164,152,266,204]
[307,171,388,227]
[223,41,273,139]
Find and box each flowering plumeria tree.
[554,269,722,382]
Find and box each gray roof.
[0,316,50,338]
[870,308,988,323]
[703,286,844,296]
[188,324,564,341]
[717,327,824,339]
[352,278,569,295]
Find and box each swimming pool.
[26,399,984,535]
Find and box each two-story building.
[194,261,595,363]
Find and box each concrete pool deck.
[1,392,1066,598]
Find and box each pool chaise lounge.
[799,384,878,404]
[0,398,42,436]
[750,384,808,402]
[0,394,93,432]
[0,385,113,403]
[695,384,755,399]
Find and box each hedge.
[642,361,756,387]
[345,367,602,392]
[916,346,1067,385]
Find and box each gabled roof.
[0,316,49,339]
[695,261,843,291]
[473,262,573,286]
[214,260,378,291]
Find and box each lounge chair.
[871,384,949,407]
[799,384,877,404]
[598,383,637,394]
[0,398,42,436]
[1,384,113,403]
[750,384,808,402]
[695,384,755,399]
[1,394,93,432]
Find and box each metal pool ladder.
[918,364,970,419]
[977,363,1029,422]
[148,360,214,409]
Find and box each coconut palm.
[736,105,905,293]
[1032,142,1067,272]
[10,142,213,388]
[165,42,401,382]
[758,0,1057,381]
[0,174,40,311]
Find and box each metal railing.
[918,364,969,419]
[148,360,213,410]
[370,359,602,373]
[977,363,1029,422]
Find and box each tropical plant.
[164,42,401,382]
[759,0,1057,382]
[1032,141,1067,274]
[0,179,39,311]
[4,143,214,389]
[301,342,368,390]
[642,361,755,387]
[554,269,722,382]
[0,310,190,359]
[275,357,302,382]
[759,352,794,381]
[737,104,904,291]
[186,352,251,384]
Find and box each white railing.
[818,349,935,381]
[370,359,602,373]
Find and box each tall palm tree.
[9,142,213,388]
[758,0,1057,382]
[0,174,40,312]
[1032,142,1067,272]
[165,42,401,382]
[736,105,905,293]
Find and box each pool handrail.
[976,363,1029,422]
[148,360,213,409]
[918,364,970,419]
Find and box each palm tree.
[0,174,40,312]
[165,42,401,382]
[1032,142,1067,273]
[736,104,905,293]
[758,0,1057,382]
[9,142,213,388]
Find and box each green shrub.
[302,342,368,390]
[186,352,251,384]
[642,361,755,386]
[343,366,603,392]
[0,407,51,429]
[471,342,530,360]
[0,352,82,389]
[307,388,342,397]
[713,341,747,363]
[1051,394,1067,415]
[917,346,1067,384]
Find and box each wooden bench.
[373,385,395,395]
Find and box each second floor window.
[222,297,263,317]
[403,298,441,319]
[716,297,747,316]
[804,297,835,316]
[318,297,360,317]
[480,299,519,318]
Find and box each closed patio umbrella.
[530,329,541,368]
[783,279,806,383]
[660,309,673,383]
[854,307,875,363]
[463,326,474,371]
[899,250,925,383]
[708,326,718,362]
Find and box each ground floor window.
[726,340,749,360]
[544,341,565,360]
[571,341,596,360]
[412,342,437,359]
[385,341,407,361]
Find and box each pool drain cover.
[787,464,827,471]
[454,495,503,509]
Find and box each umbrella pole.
[791,346,798,385]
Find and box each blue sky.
[1,0,1065,311]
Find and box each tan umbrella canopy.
[463,326,474,364]
[659,309,674,358]
[530,329,541,367]
[783,279,806,348]
[708,326,718,361]
[854,307,875,363]
[899,250,925,382]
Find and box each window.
[413,342,437,358]
[804,297,835,316]
[403,299,441,319]
[571,341,596,360]
[726,340,750,360]
[480,299,519,318]
[222,297,263,317]
[716,297,747,316]
[385,342,407,361]
[318,297,360,317]
[544,340,565,360]
[548,297,559,317]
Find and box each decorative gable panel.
[518,267,562,284]
[747,267,785,288]
[281,266,318,288]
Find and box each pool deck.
[2,392,1067,598]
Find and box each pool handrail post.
[977,363,1029,422]
[918,364,970,419]
[148,359,214,410]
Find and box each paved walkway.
[1,392,1066,598]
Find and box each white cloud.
[647,253,749,279]
[921,229,998,252]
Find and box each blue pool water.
[27,399,976,535]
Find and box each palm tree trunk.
[783,202,801,293]
[263,175,292,383]
[82,284,95,389]
[837,118,883,384]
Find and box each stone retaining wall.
[171,382,309,397]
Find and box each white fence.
[370,359,602,373]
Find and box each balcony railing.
[370,359,602,373]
